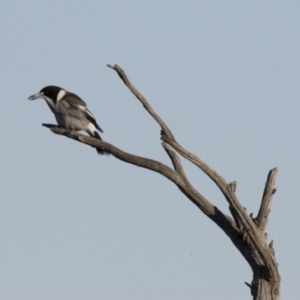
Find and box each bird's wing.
[62,93,103,132]
[62,92,87,108]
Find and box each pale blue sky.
[0,1,299,299]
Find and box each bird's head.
[28,86,66,104]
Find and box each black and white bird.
[28,85,109,155]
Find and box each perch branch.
[42,124,237,236]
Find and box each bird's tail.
[90,131,110,156]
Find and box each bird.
[28,85,109,155]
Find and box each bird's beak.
[28,92,43,100]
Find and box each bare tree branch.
[107,64,251,230]
[107,64,225,185]
[42,65,281,299]
[107,64,280,285]
[255,168,278,231]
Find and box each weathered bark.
[42,64,280,299]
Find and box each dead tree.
[43,64,280,300]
